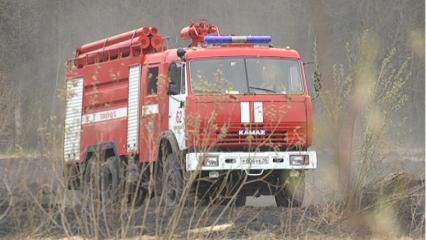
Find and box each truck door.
[167,62,186,150]
[139,63,162,162]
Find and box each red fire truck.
[64,21,317,207]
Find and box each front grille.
[214,123,305,147]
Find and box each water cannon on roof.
[180,20,271,47]
[180,20,220,47]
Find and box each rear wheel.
[84,156,120,206]
[125,160,148,207]
[127,180,148,207]
[275,170,305,207]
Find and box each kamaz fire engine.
[64,21,317,207]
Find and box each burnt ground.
[0,148,424,239]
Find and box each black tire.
[195,182,213,206]
[216,172,247,207]
[162,153,184,207]
[235,195,246,207]
[65,164,80,190]
[127,181,148,207]
[125,161,148,207]
[84,156,120,206]
[83,158,97,194]
[218,194,246,207]
[275,170,305,208]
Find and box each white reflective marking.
[168,63,187,150]
[241,102,250,123]
[64,78,83,162]
[82,107,127,124]
[254,102,263,123]
[127,65,141,152]
[231,36,247,43]
[142,104,159,116]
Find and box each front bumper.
[185,151,317,171]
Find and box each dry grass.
[0,164,424,239]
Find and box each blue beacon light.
[204,36,272,45]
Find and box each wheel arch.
[84,141,119,162]
[82,142,121,177]
[157,131,181,163]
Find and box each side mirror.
[177,48,186,60]
[313,68,321,99]
[304,61,321,100]
[168,63,179,95]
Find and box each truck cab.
[169,40,317,206]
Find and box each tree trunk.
[14,97,21,149]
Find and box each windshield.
[190,58,303,95]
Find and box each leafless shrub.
[314,29,424,238]
[0,73,16,152]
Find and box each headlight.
[203,155,219,167]
[290,155,309,166]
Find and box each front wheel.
[274,170,305,208]
[235,195,246,207]
[162,153,184,207]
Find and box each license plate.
[242,158,268,165]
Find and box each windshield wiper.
[248,86,277,93]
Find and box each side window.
[289,63,302,93]
[147,67,159,95]
[168,63,185,95]
[180,64,186,94]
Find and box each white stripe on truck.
[240,102,250,123]
[81,107,128,124]
[254,102,263,123]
